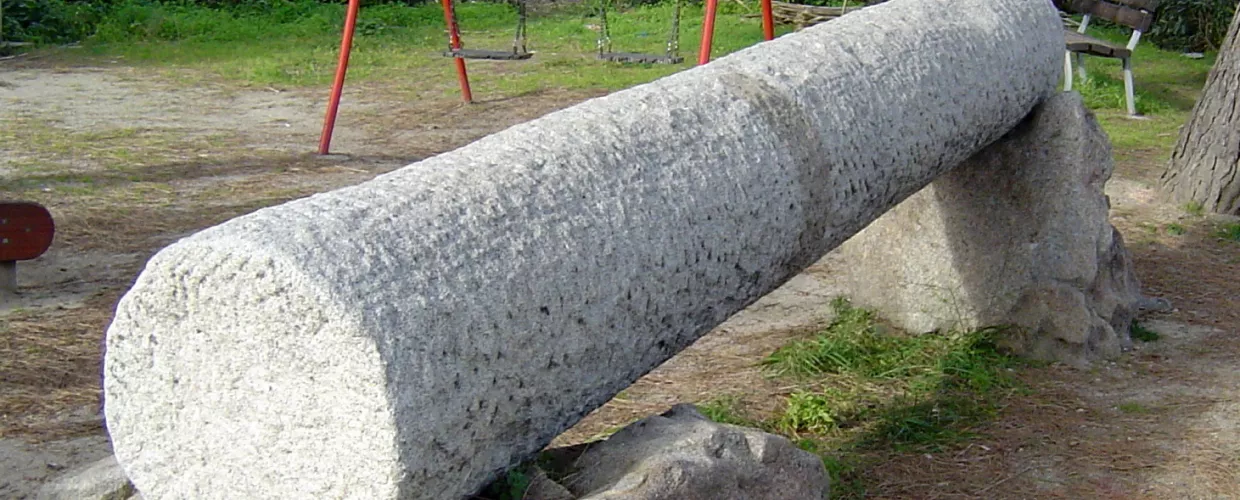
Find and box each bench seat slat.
[1065,30,1131,59]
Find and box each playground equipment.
[596,0,684,64]
[699,0,775,64]
[318,0,538,154]
[437,0,534,104]
[0,202,55,297]
[318,0,362,155]
[317,0,777,154]
[443,0,533,61]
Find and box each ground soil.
[1,58,1237,499]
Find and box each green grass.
[1064,24,1216,189]
[697,395,758,427]
[1185,201,1207,216]
[1068,23,1216,113]
[1065,22,1216,184]
[778,390,845,434]
[0,114,237,197]
[756,299,1024,497]
[42,0,789,96]
[1117,402,1151,414]
[1131,321,1161,342]
[477,467,532,500]
[15,0,1217,151]
[1166,222,1186,235]
[1215,222,1240,242]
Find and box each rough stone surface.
[563,405,828,500]
[0,434,112,500]
[520,467,575,500]
[823,92,1144,366]
[35,456,136,500]
[102,0,1063,498]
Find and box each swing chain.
[596,0,612,56]
[447,0,464,52]
[666,0,681,59]
[512,0,528,55]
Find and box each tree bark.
[1159,11,1240,215]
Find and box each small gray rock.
[36,455,136,500]
[564,404,828,500]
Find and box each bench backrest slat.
[1057,0,1159,32]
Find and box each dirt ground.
[2,58,1237,499]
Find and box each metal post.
[1122,57,1136,116]
[760,0,774,41]
[1,261,15,295]
[441,0,474,103]
[318,0,362,155]
[698,0,719,65]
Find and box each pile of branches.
[770,1,867,30]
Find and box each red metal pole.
[318,0,361,155]
[697,0,718,65]
[440,0,473,103]
[760,0,774,41]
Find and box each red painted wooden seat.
[0,202,56,294]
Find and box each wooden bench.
[1057,0,1161,117]
[0,202,56,295]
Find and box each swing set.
[318,0,773,154]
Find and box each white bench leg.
[1063,51,1074,91]
[1075,52,1087,81]
[1123,56,1137,116]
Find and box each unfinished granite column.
[103,0,1064,497]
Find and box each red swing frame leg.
[441,0,474,104]
[699,0,773,66]
[760,0,774,41]
[318,0,362,155]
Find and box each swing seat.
[444,48,533,60]
[598,52,683,64]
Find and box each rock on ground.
[35,455,137,500]
[561,404,828,500]
[0,435,112,500]
[823,92,1146,366]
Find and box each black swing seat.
[444,48,533,60]
[598,52,683,64]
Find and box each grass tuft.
[762,297,922,379]
[863,395,994,452]
[1131,321,1161,342]
[756,298,1023,496]
[778,390,844,434]
[1215,222,1240,242]
[697,395,757,427]
[477,467,532,500]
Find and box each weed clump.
[1131,321,1161,342]
[757,298,1024,496]
[1215,222,1240,242]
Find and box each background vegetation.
[6,0,1231,50]
[1146,0,1236,52]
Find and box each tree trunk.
[1159,11,1240,215]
